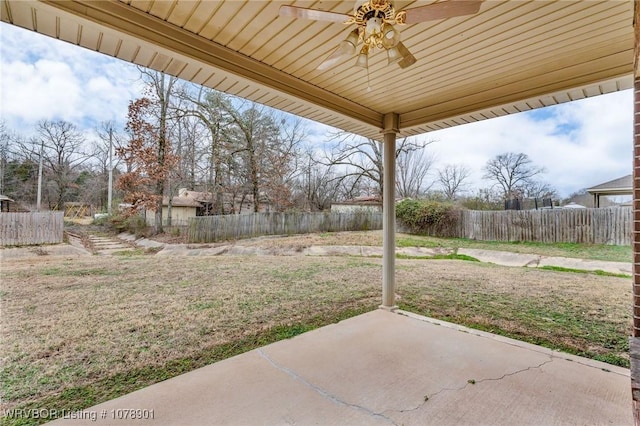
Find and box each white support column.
[381,113,399,309]
[632,3,640,423]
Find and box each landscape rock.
[458,248,540,267]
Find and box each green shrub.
[396,199,460,237]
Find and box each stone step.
[96,248,137,256]
[85,234,136,255]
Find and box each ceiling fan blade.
[396,42,417,69]
[317,46,354,71]
[404,0,483,24]
[279,5,350,23]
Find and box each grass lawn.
[238,230,632,263]
[0,238,632,425]
[396,235,632,263]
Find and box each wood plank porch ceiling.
[1,0,634,140]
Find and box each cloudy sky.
[0,22,632,198]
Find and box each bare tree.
[0,120,10,195]
[34,120,91,208]
[295,150,340,211]
[396,147,435,198]
[179,88,235,214]
[261,117,304,211]
[323,136,382,198]
[136,68,181,231]
[0,123,37,206]
[482,152,544,200]
[322,134,434,200]
[171,113,208,191]
[438,164,471,201]
[522,180,558,200]
[224,101,281,212]
[92,121,128,211]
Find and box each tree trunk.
[167,194,173,227]
[248,138,259,213]
[214,140,224,215]
[154,194,163,234]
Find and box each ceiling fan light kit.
[382,25,400,49]
[355,45,370,68]
[386,45,402,65]
[280,0,482,73]
[317,29,360,71]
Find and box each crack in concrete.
[256,348,398,425]
[385,356,554,416]
[524,255,542,267]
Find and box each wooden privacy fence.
[0,212,64,246]
[188,212,383,243]
[456,207,632,245]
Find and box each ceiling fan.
[280,1,483,71]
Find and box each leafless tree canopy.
[438,164,471,201]
[35,120,93,208]
[482,152,545,200]
[321,133,436,200]
[522,180,558,200]
[2,68,447,217]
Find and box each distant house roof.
[177,188,271,204]
[178,189,212,203]
[162,196,202,208]
[0,194,14,202]
[586,175,632,196]
[562,202,587,209]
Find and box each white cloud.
[0,23,140,134]
[0,22,633,199]
[426,90,633,197]
[2,58,82,123]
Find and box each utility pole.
[107,127,113,215]
[36,139,44,211]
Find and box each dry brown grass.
[239,230,384,249]
[0,251,632,415]
[395,261,632,364]
[1,255,380,411]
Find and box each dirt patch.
[237,231,384,249]
[145,230,384,248]
[148,232,189,244]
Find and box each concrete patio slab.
[50,309,631,426]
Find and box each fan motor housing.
[354,1,396,25]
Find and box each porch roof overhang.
[0,0,634,141]
[586,174,633,197]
